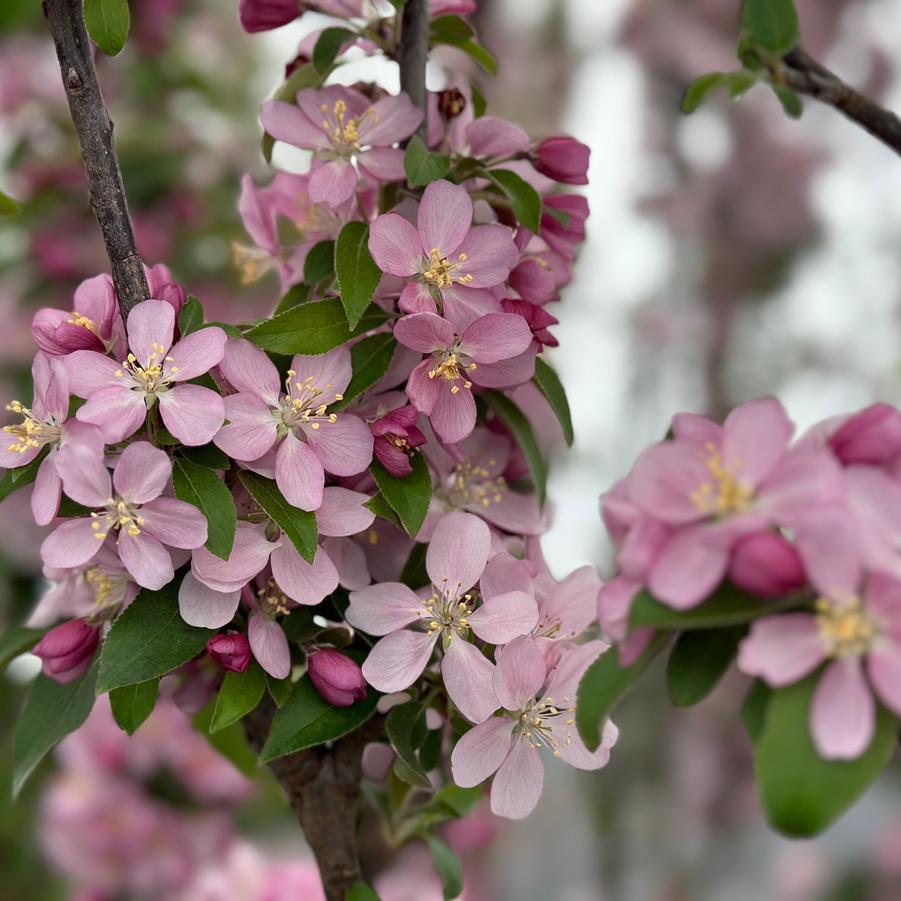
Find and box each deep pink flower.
[540,194,589,261]
[828,403,901,465]
[261,85,422,209]
[450,637,617,819]
[213,340,373,511]
[396,311,533,444]
[32,618,100,684]
[307,648,368,706]
[501,298,559,349]
[42,441,208,590]
[369,180,519,329]
[206,632,252,673]
[728,531,806,598]
[533,136,591,184]
[370,402,427,477]
[144,263,186,319]
[346,512,538,722]
[239,0,299,32]
[65,300,227,446]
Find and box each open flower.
[64,300,227,446]
[41,441,207,590]
[346,511,538,723]
[368,179,519,327]
[214,340,373,510]
[396,311,533,444]
[261,85,422,209]
[451,636,618,818]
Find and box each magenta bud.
[307,649,367,707]
[32,618,100,684]
[206,632,252,673]
[829,403,901,465]
[31,308,105,356]
[238,0,300,32]
[534,136,590,185]
[729,532,806,598]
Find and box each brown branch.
[244,700,383,901]
[398,0,430,142]
[781,46,901,157]
[43,0,149,318]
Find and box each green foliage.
[430,15,497,75]
[172,458,237,560]
[238,471,318,563]
[682,70,760,113]
[177,296,204,335]
[386,702,432,788]
[347,884,381,901]
[0,190,22,215]
[666,627,746,707]
[404,135,451,188]
[303,239,337,285]
[532,356,573,446]
[369,455,432,537]
[742,0,800,55]
[488,168,542,233]
[178,443,230,470]
[313,26,357,73]
[425,835,464,899]
[0,452,45,504]
[210,662,267,732]
[83,0,130,56]
[331,332,398,412]
[193,700,258,778]
[335,222,383,329]
[0,627,48,671]
[483,391,547,505]
[773,84,803,118]
[109,679,159,735]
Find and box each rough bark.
[43,0,149,318]
[398,0,430,142]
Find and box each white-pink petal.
[178,572,241,628]
[425,511,490,593]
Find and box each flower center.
[418,580,476,638]
[691,443,753,516]
[816,595,877,657]
[422,248,473,288]
[85,565,130,613]
[3,401,62,453]
[91,497,145,541]
[68,312,99,334]
[257,578,291,616]
[320,100,378,154]
[232,242,274,284]
[514,695,575,757]
[115,343,177,396]
[277,370,342,433]
[428,351,475,394]
[447,460,506,510]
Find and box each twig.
[781,46,901,157]
[398,0,430,142]
[43,0,149,318]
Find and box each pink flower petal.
[41,518,103,569]
[811,658,875,760]
[345,582,422,636]
[459,312,532,364]
[361,629,437,692]
[117,531,174,590]
[647,525,730,609]
[127,300,175,367]
[178,572,240,628]
[868,639,901,715]
[356,147,406,182]
[76,386,148,443]
[490,738,544,819]
[32,456,62,526]
[304,414,374,477]
[63,350,122,398]
[629,441,710,525]
[360,92,423,146]
[465,116,530,156]
[795,505,861,599]
[425,511,490,592]
[442,636,499,723]
[368,213,423,277]
[159,384,225,446]
[398,282,438,315]
[737,614,825,686]
[454,225,519,288]
[192,522,273,591]
[260,100,331,150]
[394,312,455,354]
[276,432,325,511]
[214,393,279,461]
[441,285,501,334]
[167,327,227,382]
[112,441,171,504]
[451,716,515,787]
[468,349,536,389]
[417,179,472,258]
[219,338,281,404]
[290,346,352,404]
[324,536,370,590]
[55,441,112,507]
[140,496,208,549]
[468,590,538,644]
[428,382,476,444]
[721,397,793,486]
[317,487,375,537]
[545,640,607,701]
[308,159,358,209]
[758,448,845,525]
[494,636,546,711]
[557,719,617,770]
[249,612,291,679]
[270,542,339,606]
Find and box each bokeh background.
[3,0,901,898]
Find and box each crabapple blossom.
[206,632,253,673]
[307,648,368,707]
[32,618,101,684]
[532,136,591,184]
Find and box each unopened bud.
[307,648,367,707]
[32,618,100,684]
[207,632,252,673]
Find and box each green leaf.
[96,582,216,693]
[681,72,727,113]
[404,135,451,188]
[533,356,573,446]
[179,443,230,470]
[303,239,336,285]
[629,585,801,631]
[425,835,463,900]
[177,296,204,336]
[370,455,432,537]
[172,459,237,560]
[386,702,432,788]
[741,679,771,742]
[109,679,159,735]
[0,190,22,216]
[331,332,397,412]
[430,19,497,75]
[259,672,379,761]
[273,283,312,316]
[267,672,295,707]
[470,81,487,118]
[454,40,497,75]
[83,0,130,56]
[400,541,428,589]
[488,169,542,233]
[238,471,318,564]
[742,0,800,54]
[335,222,383,330]
[193,701,258,777]
[666,627,745,707]
[313,26,357,73]
[483,391,547,505]
[576,635,667,751]
[246,297,388,355]
[725,70,758,98]
[773,84,803,118]
[754,673,897,836]
[0,626,48,671]
[263,64,327,162]
[364,491,403,529]
[210,662,267,733]
[347,884,381,901]
[13,663,98,797]
[0,453,45,503]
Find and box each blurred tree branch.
[43,0,148,318]
[399,0,429,142]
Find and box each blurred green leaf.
[773,84,804,118]
[0,626,48,671]
[742,0,799,54]
[425,835,463,899]
[666,627,745,706]
[331,332,397,412]
[303,239,336,285]
[386,702,432,788]
[313,26,357,73]
[483,391,547,505]
[109,679,159,735]
[83,0,130,56]
[0,190,22,216]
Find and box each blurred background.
[3,0,901,898]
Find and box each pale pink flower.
[451,636,617,819]
[41,441,207,590]
[65,299,227,446]
[396,311,533,445]
[214,340,373,511]
[261,85,422,209]
[346,511,538,723]
[368,179,518,326]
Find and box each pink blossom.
[728,531,806,597]
[346,511,538,723]
[65,300,227,446]
[239,0,300,32]
[739,571,901,760]
[206,632,252,673]
[261,85,422,209]
[827,402,901,465]
[501,298,559,349]
[397,311,533,444]
[145,263,186,318]
[42,441,208,590]
[533,136,591,184]
[450,637,617,818]
[540,193,589,261]
[368,179,518,327]
[307,648,368,706]
[370,401,427,477]
[596,575,655,667]
[214,340,373,510]
[32,618,100,684]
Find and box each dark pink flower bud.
[540,194,589,260]
[206,632,252,673]
[534,136,590,185]
[371,405,427,477]
[501,298,559,348]
[32,308,106,355]
[239,0,300,32]
[32,618,100,684]
[829,403,901,465]
[145,263,186,317]
[729,532,806,598]
[307,649,367,707]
